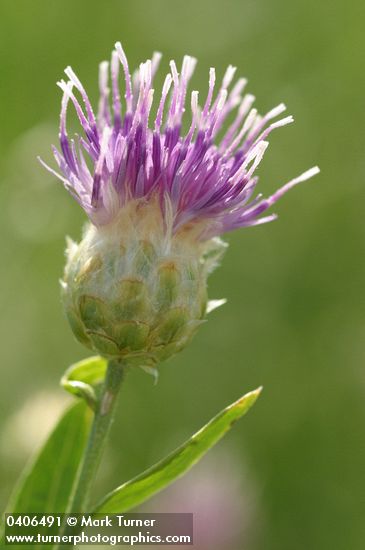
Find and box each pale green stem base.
[60,359,125,548]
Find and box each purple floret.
[40,42,319,239]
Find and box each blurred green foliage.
[0,1,365,549]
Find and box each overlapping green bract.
[63,222,226,366]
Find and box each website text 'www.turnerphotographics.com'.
[4,513,193,546]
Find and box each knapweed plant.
[1,43,319,543]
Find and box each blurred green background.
[1,1,365,548]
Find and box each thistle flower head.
[41,42,318,239]
[41,43,319,366]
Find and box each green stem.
[68,359,125,513]
[55,359,125,550]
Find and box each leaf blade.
[61,355,107,407]
[0,401,91,548]
[94,387,261,514]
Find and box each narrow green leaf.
[0,401,91,548]
[94,387,261,514]
[61,355,107,408]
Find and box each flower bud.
[62,200,226,367]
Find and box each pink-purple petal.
[42,44,319,237]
